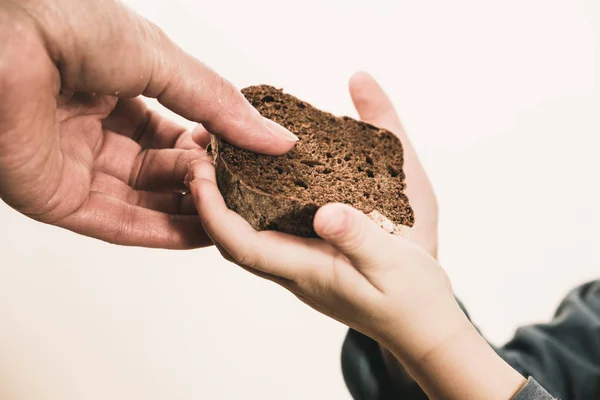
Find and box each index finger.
[187,159,333,284]
[30,0,298,155]
[149,51,299,155]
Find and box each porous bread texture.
[211,85,415,238]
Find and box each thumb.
[314,203,393,269]
[29,0,298,155]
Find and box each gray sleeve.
[496,281,600,399]
[513,378,556,400]
[341,280,600,400]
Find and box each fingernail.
[263,118,299,142]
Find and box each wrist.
[377,295,468,364]
[379,345,417,386]
[393,314,526,400]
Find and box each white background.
[1,0,599,399]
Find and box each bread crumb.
[368,210,413,239]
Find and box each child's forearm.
[383,303,526,400]
[408,323,526,399]
[379,346,418,387]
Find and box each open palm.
[3,92,212,248]
[0,1,296,248]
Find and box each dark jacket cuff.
[513,378,556,400]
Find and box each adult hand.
[0,0,297,248]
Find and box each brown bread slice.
[211,85,415,238]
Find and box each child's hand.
[187,72,450,361]
[347,71,441,389]
[188,162,525,400]
[349,72,439,259]
[187,157,459,362]
[187,71,527,399]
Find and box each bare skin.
[188,73,527,399]
[350,71,437,394]
[0,0,297,249]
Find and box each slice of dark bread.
[211,85,415,238]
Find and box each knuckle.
[327,250,350,291]
[204,76,239,123]
[341,219,366,251]
[217,76,237,105]
[129,150,152,189]
[137,19,175,97]
[216,78,232,107]
[233,246,259,269]
[171,150,189,181]
[146,19,167,43]
[131,110,155,143]
[109,204,135,245]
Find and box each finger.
[175,124,211,150]
[349,72,438,253]
[200,208,297,287]
[179,193,197,215]
[348,72,424,174]
[313,203,395,271]
[102,97,193,150]
[191,125,212,148]
[91,172,196,215]
[349,71,406,137]
[39,2,298,155]
[131,148,209,192]
[187,159,334,283]
[94,132,210,191]
[188,160,382,308]
[213,242,293,288]
[59,192,210,249]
